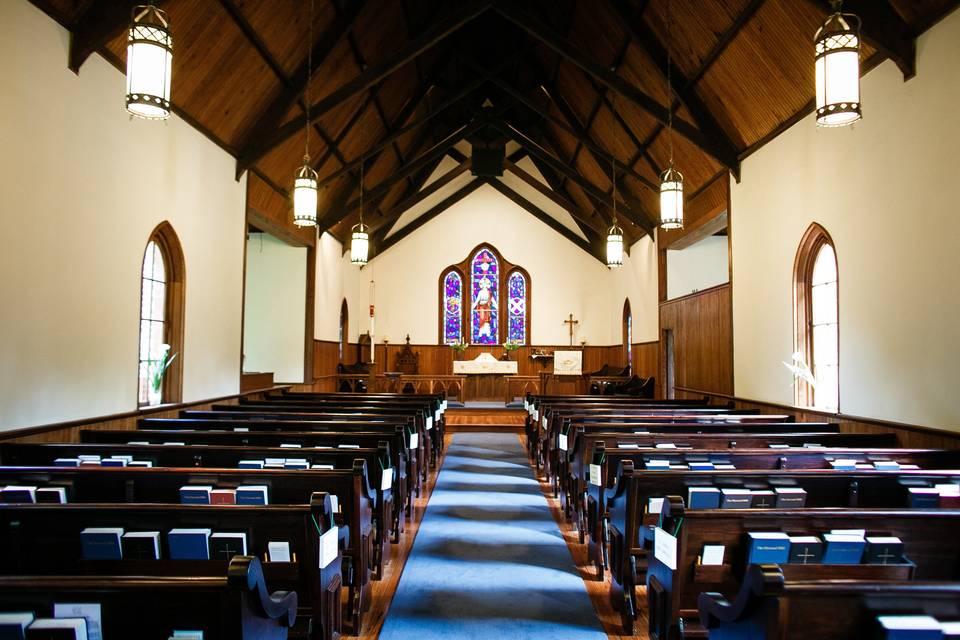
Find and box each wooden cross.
[564,313,579,346]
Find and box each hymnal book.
[233,427,249,432]
[788,536,823,564]
[822,533,866,564]
[908,487,941,508]
[655,443,677,449]
[774,487,808,508]
[99,458,126,467]
[79,461,100,467]
[855,463,875,470]
[940,622,960,637]
[865,536,904,565]
[0,612,34,639]
[238,460,265,469]
[829,459,857,471]
[877,615,944,640]
[161,442,185,446]
[126,441,150,446]
[53,603,101,640]
[338,444,360,449]
[210,533,248,561]
[76,455,100,462]
[802,443,824,448]
[264,464,284,469]
[687,487,720,509]
[668,464,689,470]
[210,489,237,505]
[939,484,960,508]
[720,488,752,509]
[268,541,291,563]
[701,544,725,566]
[645,459,670,470]
[714,463,736,470]
[170,631,204,639]
[750,490,776,508]
[311,464,334,470]
[688,462,715,471]
[746,532,790,564]
[54,458,80,467]
[36,487,67,504]
[236,485,269,505]
[25,618,87,640]
[617,443,639,449]
[284,460,310,470]
[265,458,286,466]
[121,532,160,559]
[280,444,302,449]
[768,444,790,449]
[168,528,211,560]
[127,461,153,468]
[80,528,123,560]
[873,460,901,471]
[1,486,37,503]
[179,485,213,505]
[899,464,921,470]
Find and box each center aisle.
[378,432,607,639]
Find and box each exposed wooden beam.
[608,0,742,179]
[492,1,740,175]
[666,211,727,250]
[524,155,602,241]
[487,178,606,264]
[805,0,917,79]
[234,0,367,178]
[371,178,486,260]
[373,159,472,241]
[67,0,153,73]
[237,0,492,177]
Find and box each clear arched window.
[506,270,527,345]
[794,224,839,411]
[138,223,184,407]
[441,270,463,345]
[623,299,633,372]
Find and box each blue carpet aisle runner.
[378,432,607,639]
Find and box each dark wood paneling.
[659,283,733,397]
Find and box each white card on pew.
[701,545,725,566]
[280,444,302,449]
[589,464,602,486]
[338,444,360,449]
[648,497,665,514]
[442,400,447,411]
[524,400,530,411]
[541,416,547,430]
[557,434,568,451]
[434,410,440,422]
[654,527,678,570]
[318,525,339,569]
[381,468,394,491]
[329,494,340,513]
[936,483,960,496]
[233,427,249,432]
[54,603,102,640]
[655,443,677,449]
[311,464,334,470]
[426,417,433,431]
[409,433,419,449]
[618,443,640,449]
[268,541,291,563]
[127,441,150,446]
[533,409,539,422]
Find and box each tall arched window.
[794,223,839,411]
[441,269,463,345]
[339,299,349,362]
[138,222,184,407]
[438,244,529,345]
[623,299,633,373]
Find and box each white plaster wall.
[731,9,960,428]
[243,233,307,382]
[314,232,345,341]
[0,1,246,429]
[340,184,658,346]
[667,236,729,300]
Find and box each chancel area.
[2,0,960,638]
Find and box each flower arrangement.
[502,340,521,352]
[150,344,178,396]
[782,351,816,388]
[449,341,468,353]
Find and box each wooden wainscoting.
[677,386,960,450]
[659,284,733,398]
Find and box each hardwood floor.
[356,430,646,639]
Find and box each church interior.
[1,0,960,638]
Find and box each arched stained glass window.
[470,248,499,345]
[442,270,463,345]
[507,271,527,344]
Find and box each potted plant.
[450,341,468,360]
[148,344,178,406]
[502,339,521,359]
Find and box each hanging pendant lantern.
[293,156,318,227]
[606,224,624,268]
[815,1,862,127]
[351,223,370,265]
[659,166,684,230]
[126,4,173,119]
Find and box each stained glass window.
[470,248,499,345]
[507,271,527,344]
[443,270,463,345]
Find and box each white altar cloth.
[453,352,518,375]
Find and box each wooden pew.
[698,564,960,640]
[0,494,344,639]
[0,439,406,548]
[0,556,297,640]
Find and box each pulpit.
[453,352,518,401]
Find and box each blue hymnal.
[908,487,940,508]
[80,527,124,560]
[238,460,264,469]
[179,486,212,505]
[822,533,866,564]
[54,458,81,467]
[236,485,268,505]
[877,615,944,639]
[689,462,715,471]
[687,487,721,509]
[746,532,790,564]
[0,612,34,639]
[168,528,211,560]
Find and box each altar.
[453,353,518,402]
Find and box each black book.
[788,536,823,564]
[864,536,904,565]
[210,533,248,562]
[121,532,160,560]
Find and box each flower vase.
[147,385,162,407]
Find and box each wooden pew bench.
[0,556,297,640]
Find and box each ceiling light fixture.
[659,0,684,231]
[125,4,172,119]
[293,0,318,227]
[815,0,862,127]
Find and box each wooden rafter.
[373,158,472,241]
[67,0,156,73]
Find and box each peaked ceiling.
[35,0,958,261]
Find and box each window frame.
[137,222,185,407]
[623,298,633,374]
[793,222,839,411]
[438,267,465,345]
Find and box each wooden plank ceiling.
[35,0,958,261]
